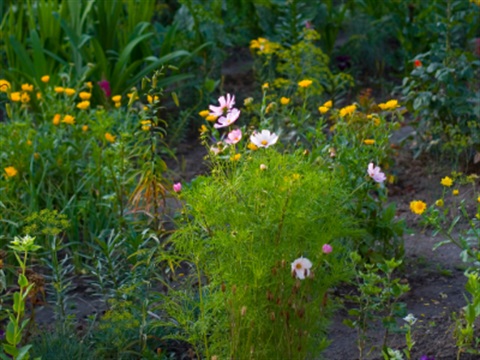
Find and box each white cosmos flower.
[291,257,312,280]
[403,313,417,325]
[250,129,278,148]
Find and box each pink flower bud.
[322,244,332,254]
[173,182,182,193]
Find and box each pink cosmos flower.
[250,129,278,148]
[173,182,182,193]
[322,244,333,254]
[291,257,312,280]
[214,108,241,128]
[209,93,236,117]
[225,129,242,144]
[98,79,111,97]
[367,162,386,183]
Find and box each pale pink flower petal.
[225,129,242,144]
[214,108,241,128]
[291,257,312,280]
[367,162,386,184]
[209,93,236,117]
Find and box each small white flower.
[250,129,278,148]
[403,313,417,325]
[260,164,267,171]
[291,257,312,280]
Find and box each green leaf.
[18,274,29,288]
[16,345,32,360]
[6,321,15,345]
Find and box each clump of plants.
[410,173,480,357]
[162,145,361,358]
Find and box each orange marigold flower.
[79,92,91,100]
[10,92,21,102]
[0,79,11,92]
[4,166,18,178]
[105,132,116,143]
[21,83,33,92]
[62,115,75,125]
[64,88,76,96]
[298,79,313,88]
[41,75,50,83]
[53,114,61,125]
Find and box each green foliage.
[344,253,410,360]
[401,0,480,161]
[163,149,361,358]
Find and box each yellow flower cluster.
[318,100,333,114]
[378,99,399,111]
[339,104,357,117]
[112,95,122,108]
[249,37,280,55]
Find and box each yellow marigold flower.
[199,110,210,117]
[318,106,329,114]
[143,106,148,111]
[79,92,91,100]
[147,95,159,104]
[410,200,427,215]
[27,140,32,146]
[86,81,93,89]
[231,153,241,161]
[105,132,116,143]
[115,102,121,108]
[477,196,480,203]
[298,79,313,88]
[280,97,290,105]
[34,152,40,160]
[76,101,90,110]
[53,114,61,125]
[64,88,76,96]
[440,176,453,187]
[10,92,21,102]
[206,115,217,122]
[41,75,50,83]
[262,82,269,90]
[82,125,89,132]
[36,92,42,100]
[0,79,11,92]
[20,92,30,103]
[54,86,64,93]
[141,120,152,131]
[62,115,75,125]
[199,125,208,134]
[247,143,258,151]
[453,189,459,196]
[112,95,122,103]
[21,83,33,92]
[4,166,18,178]
[364,139,375,145]
[323,100,333,108]
[378,99,399,111]
[339,104,357,117]
[435,199,444,207]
